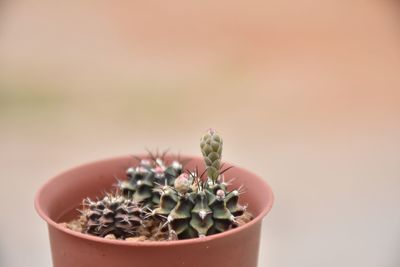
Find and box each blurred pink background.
[1,0,399,266]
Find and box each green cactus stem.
[81,193,143,239]
[153,171,246,240]
[119,157,183,207]
[200,128,223,182]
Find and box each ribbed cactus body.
[154,173,246,240]
[120,158,182,207]
[200,129,223,182]
[151,130,248,240]
[83,194,142,238]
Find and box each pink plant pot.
[35,155,274,267]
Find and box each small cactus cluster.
[82,194,143,238]
[153,172,246,239]
[119,156,183,207]
[75,129,251,241]
[153,129,246,239]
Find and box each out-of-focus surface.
[1,0,400,266]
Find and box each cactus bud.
[200,128,223,182]
[174,173,190,194]
[153,166,165,178]
[216,189,225,200]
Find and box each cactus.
[68,129,252,241]
[152,130,247,240]
[119,156,183,207]
[200,128,223,182]
[82,193,143,238]
[153,170,246,239]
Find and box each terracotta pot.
[35,155,274,267]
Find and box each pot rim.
[34,155,274,247]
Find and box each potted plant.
[35,129,274,267]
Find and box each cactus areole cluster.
[67,129,252,241]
